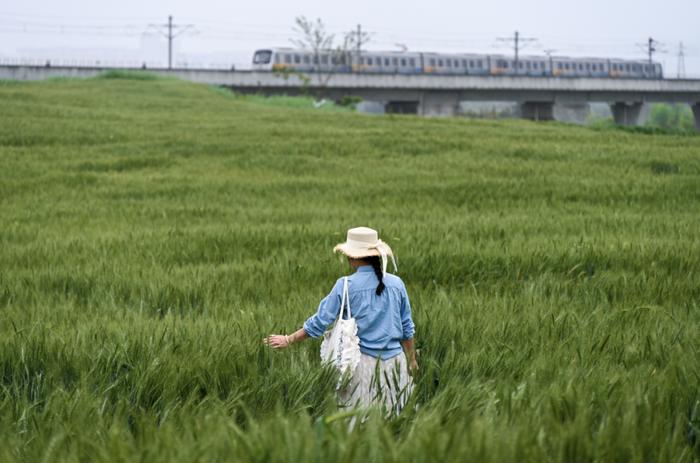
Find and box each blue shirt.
[303,265,415,360]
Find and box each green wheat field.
[1,72,699,462]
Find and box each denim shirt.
[303,265,415,360]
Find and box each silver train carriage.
[252,48,663,79]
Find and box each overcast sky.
[1,0,698,76]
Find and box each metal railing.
[0,57,246,70]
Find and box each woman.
[264,226,418,415]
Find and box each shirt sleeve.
[400,284,415,340]
[303,278,344,338]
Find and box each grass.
[1,76,699,462]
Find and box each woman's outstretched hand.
[263,329,307,350]
[263,335,291,349]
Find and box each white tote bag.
[320,277,361,379]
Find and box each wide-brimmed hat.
[334,227,397,274]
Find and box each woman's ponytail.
[368,256,386,296]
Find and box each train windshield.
[253,50,272,64]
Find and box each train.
[252,48,663,79]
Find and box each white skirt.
[338,351,414,416]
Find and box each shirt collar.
[356,265,374,273]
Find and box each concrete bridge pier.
[520,102,555,121]
[419,92,461,116]
[692,103,700,132]
[611,102,643,126]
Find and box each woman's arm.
[401,338,419,375]
[264,328,309,349]
[265,279,343,350]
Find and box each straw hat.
[334,227,397,274]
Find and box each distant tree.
[288,16,354,97]
[647,103,695,132]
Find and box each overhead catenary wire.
[1,12,699,75]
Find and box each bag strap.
[340,277,352,320]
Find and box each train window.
[477,60,483,67]
[254,50,273,64]
[467,60,473,67]
[400,58,406,66]
[409,58,416,66]
[557,63,562,70]
[611,63,617,71]
[429,58,435,66]
[454,59,459,67]
[303,55,310,64]
[321,55,328,64]
[385,58,390,66]
[533,62,538,69]
[293,54,300,64]
[503,61,509,68]
[284,54,291,64]
[625,64,630,71]
[438,59,443,66]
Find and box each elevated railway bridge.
[3,65,700,130]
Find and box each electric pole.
[544,49,557,77]
[637,37,663,66]
[677,42,686,79]
[165,16,173,69]
[497,31,537,72]
[349,24,371,71]
[147,15,195,69]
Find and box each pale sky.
[1,0,698,77]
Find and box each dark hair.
[365,256,386,296]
